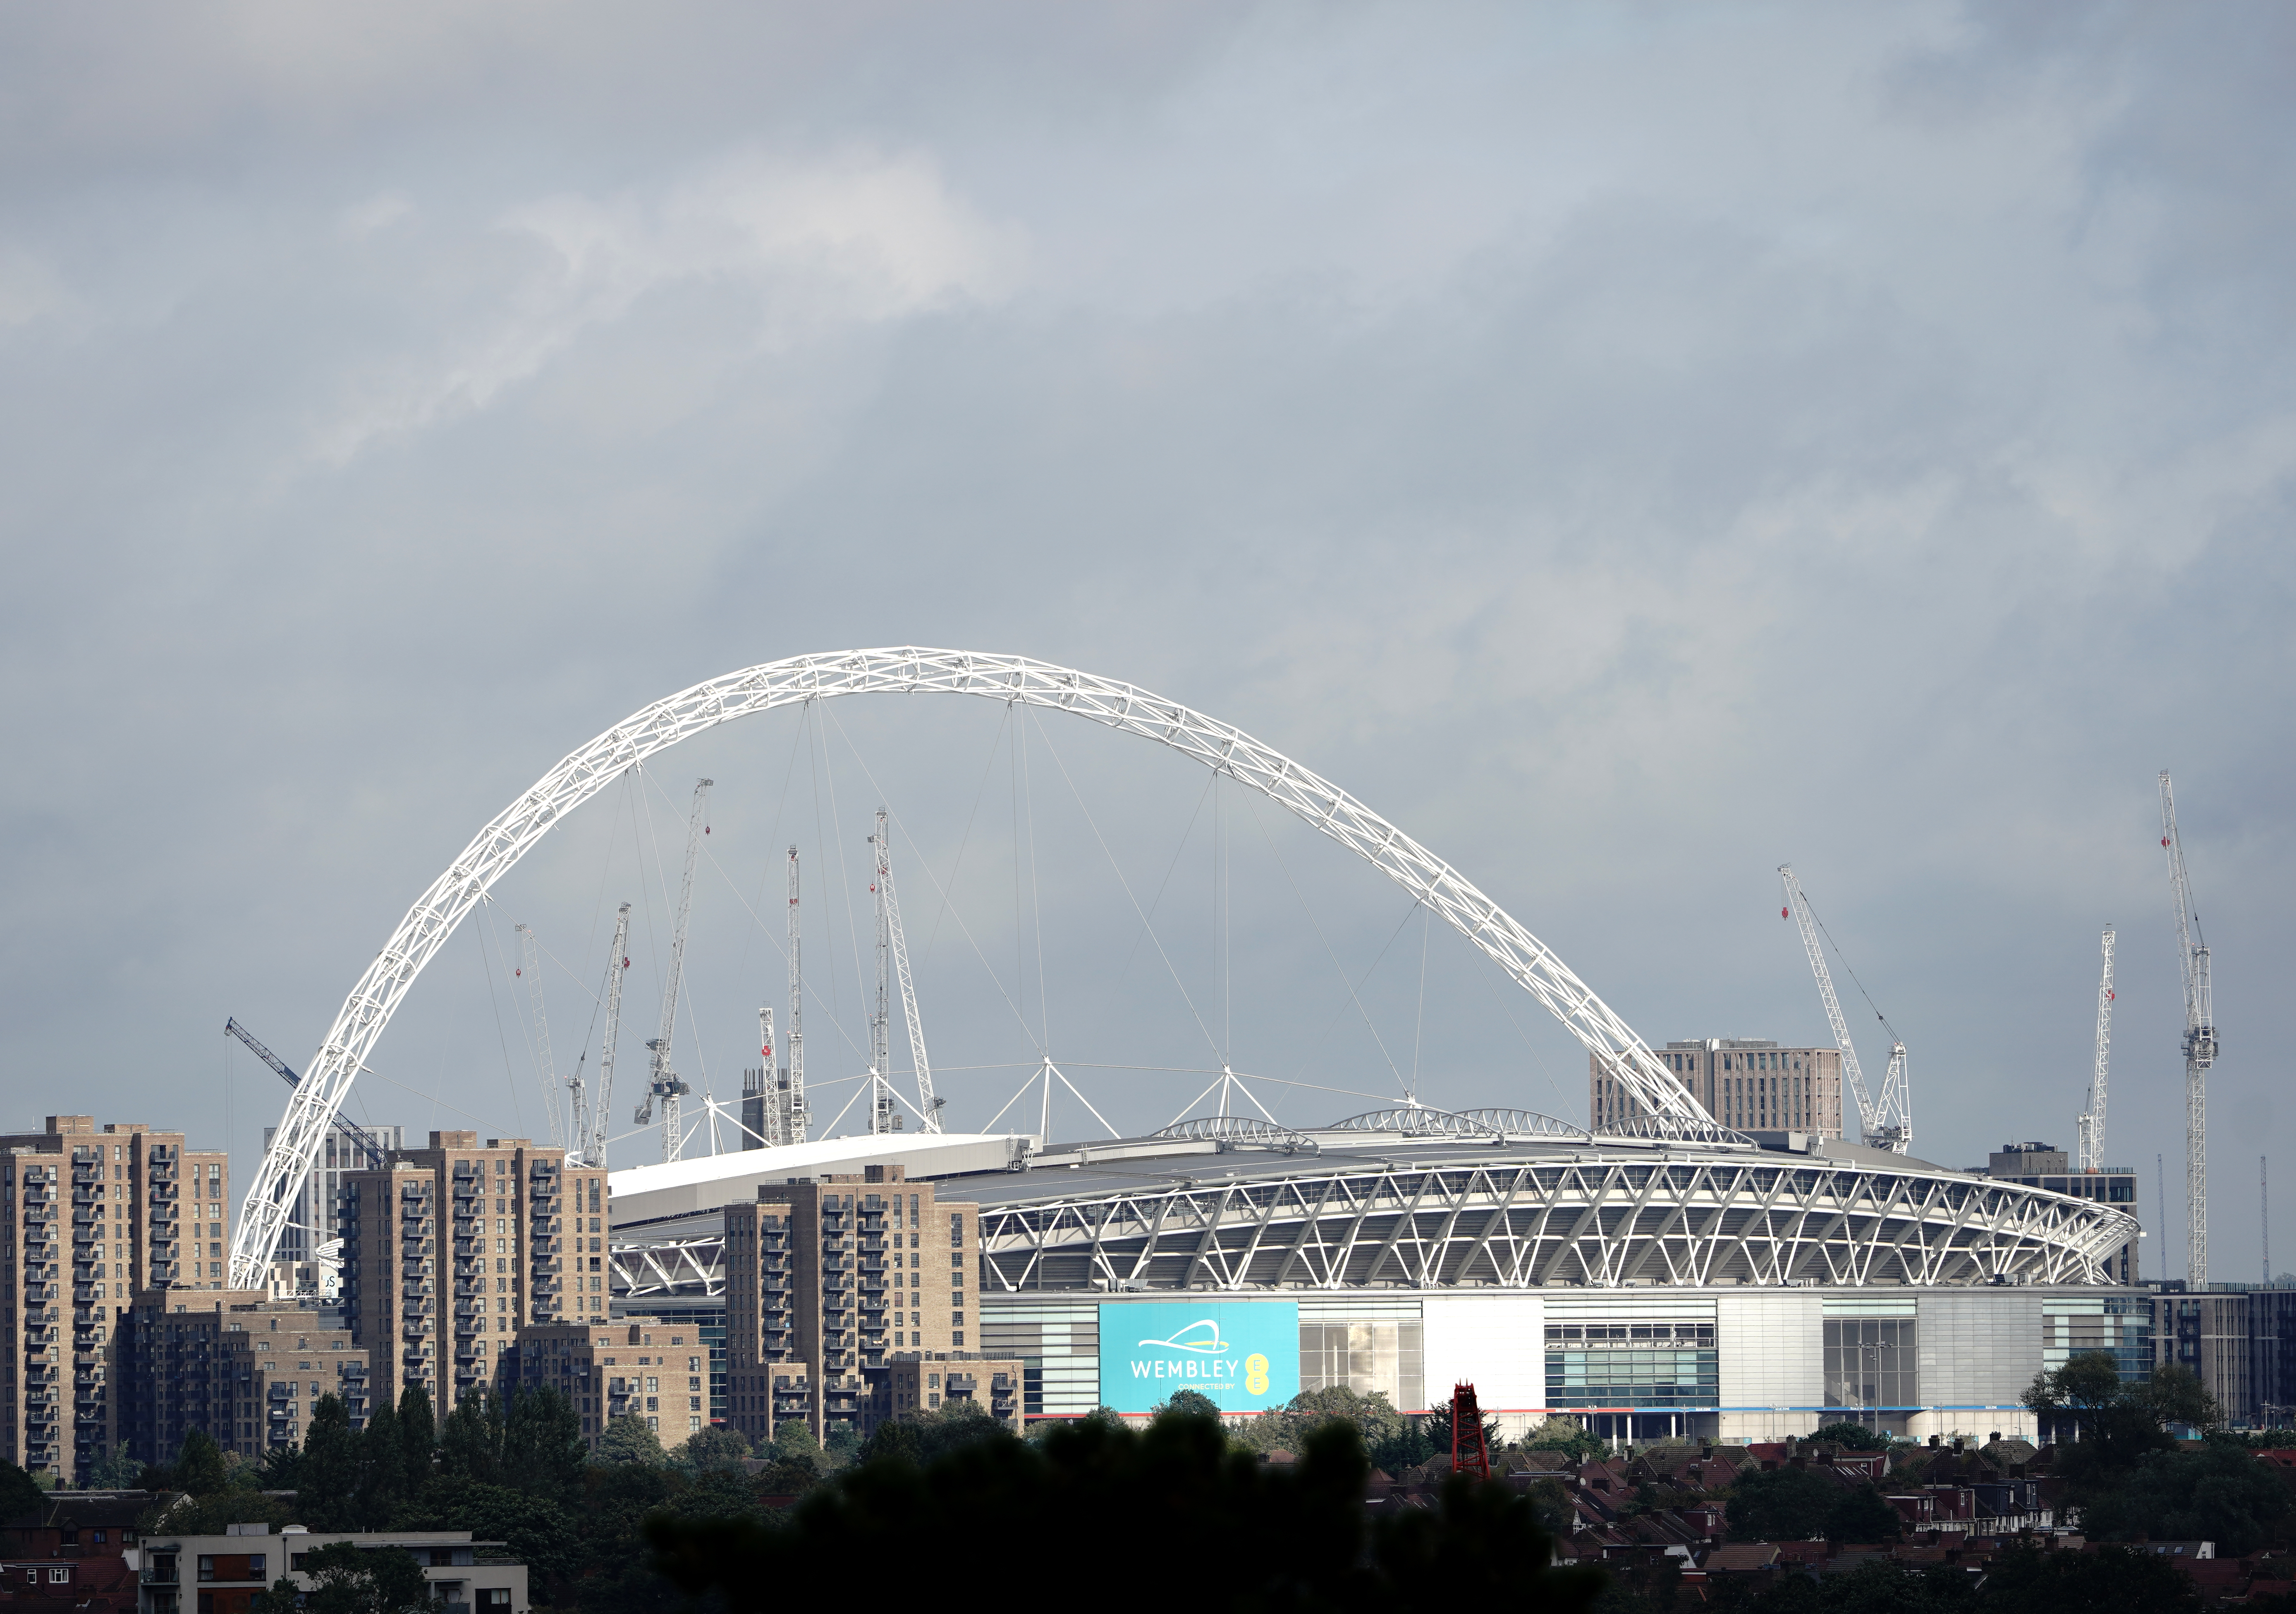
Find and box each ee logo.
[1245,1353,1270,1396]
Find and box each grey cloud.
[0,1,2289,1278]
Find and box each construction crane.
[2077,926,2116,1173]
[2160,771,2217,1284]
[873,809,944,1135]
[634,778,711,1161]
[569,903,631,1168]
[868,809,900,1134]
[1779,865,1910,1153]
[513,924,567,1152]
[1449,1382,1492,1482]
[223,1018,390,1169]
[749,1005,782,1147]
[786,845,809,1145]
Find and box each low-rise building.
[882,1352,1024,1433]
[116,1296,370,1462]
[499,1317,686,1451]
[136,1526,527,1614]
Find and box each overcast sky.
[2,2,2289,1283]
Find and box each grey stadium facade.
[607,1108,2148,1444]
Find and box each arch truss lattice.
[231,648,1735,1287]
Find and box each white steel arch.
[230,648,1734,1287]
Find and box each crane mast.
[576,903,631,1168]
[2077,926,2117,1174]
[2161,771,2217,1284]
[634,778,711,1162]
[868,810,898,1134]
[1779,865,1910,1153]
[223,1018,390,1169]
[751,1006,781,1146]
[513,924,567,1152]
[876,814,943,1134]
[786,845,808,1145]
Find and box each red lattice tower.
[1451,1381,1491,1482]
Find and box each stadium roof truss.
[976,1157,2133,1292]
[610,1151,2136,1302]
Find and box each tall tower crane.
[868,809,899,1134]
[1779,865,1910,1153]
[634,778,711,1162]
[571,903,631,1168]
[785,845,809,1145]
[2160,771,2217,1284]
[2077,926,2117,1173]
[224,1018,390,1169]
[512,924,568,1152]
[873,810,943,1134]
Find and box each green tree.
[1822,1483,1902,1544]
[2023,1353,2177,1497]
[288,1540,432,1614]
[1980,1539,2200,1614]
[859,1399,1010,1467]
[436,1389,503,1485]
[398,1384,436,1486]
[0,1459,42,1522]
[1517,1416,1606,1465]
[501,1385,587,1504]
[355,1400,406,1529]
[763,1420,820,1466]
[1725,1466,1836,1541]
[2078,1435,2292,1556]
[173,1429,229,1497]
[648,1414,1600,1614]
[390,1478,579,1600]
[1809,1422,1891,1453]
[1153,1388,1221,1421]
[298,1395,361,1529]
[2138,1363,2224,1433]
[79,1445,143,1490]
[598,1414,667,1466]
[678,1426,752,1471]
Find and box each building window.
[1822,1317,1919,1426]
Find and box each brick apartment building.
[116,1294,371,1461]
[338,1134,607,1418]
[2,1116,230,1482]
[1593,1041,1845,1139]
[721,1165,988,1442]
[501,1316,696,1450]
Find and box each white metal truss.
[976,1156,2136,1293]
[786,846,809,1147]
[879,822,942,1133]
[634,780,710,1160]
[753,1005,783,1148]
[1779,864,1910,1153]
[2160,771,2217,1284]
[2077,926,2116,1174]
[513,924,567,1152]
[604,1148,2138,1303]
[869,808,895,1134]
[232,649,1731,1287]
[576,904,631,1169]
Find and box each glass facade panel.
[1822,1317,1918,1413]
[2044,1296,2151,1384]
[1300,1322,1425,1413]
[1545,1321,1718,1409]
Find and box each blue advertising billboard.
[1097,1300,1300,1413]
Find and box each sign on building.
[1096,1300,1300,1413]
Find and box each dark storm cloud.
[1,2,2289,1276]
